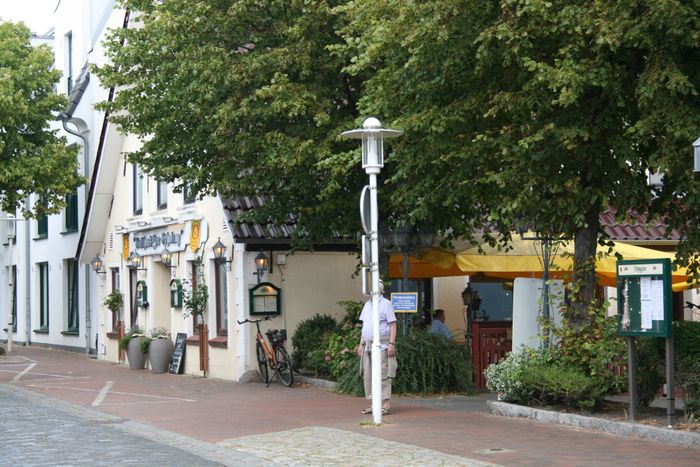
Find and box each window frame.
[215,261,228,336]
[64,190,78,232]
[66,259,79,332]
[133,164,143,215]
[38,262,49,330]
[157,180,168,210]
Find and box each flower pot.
[126,336,148,369]
[149,338,174,374]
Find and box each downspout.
[24,198,31,346]
[62,118,92,354]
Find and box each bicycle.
[237,316,293,387]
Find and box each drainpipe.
[62,118,92,354]
[24,198,31,346]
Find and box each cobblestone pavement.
[2,347,699,466]
[0,385,260,466]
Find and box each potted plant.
[103,290,123,319]
[147,326,173,373]
[118,327,147,369]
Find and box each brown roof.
[600,208,681,242]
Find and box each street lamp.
[342,117,402,425]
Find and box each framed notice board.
[249,282,281,315]
[616,259,672,338]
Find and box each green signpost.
[616,259,674,426]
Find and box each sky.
[0,0,58,34]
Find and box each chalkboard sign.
[168,332,187,374]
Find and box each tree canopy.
[98,1,700,302]
[0,21,82,218]
[96,0,366,246]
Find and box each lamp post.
[343,117,402,425]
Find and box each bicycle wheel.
[275,346,293,387]
[256,342,269,384]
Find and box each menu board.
[617,259,672,338]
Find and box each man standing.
[357,281,397,415]
[429,309,453,340]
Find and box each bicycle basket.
[265,329,287,346]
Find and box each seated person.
[428,309,452,339]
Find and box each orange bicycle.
[237,316,293,387]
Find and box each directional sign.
[359,185,371,235]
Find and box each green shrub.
[554,313,626,395]
[292,314,337,373]
[519,363,604,409]
[485,347,555,402]
[326,321,362,379]
[393,331,473,394]
[335,329,474,396]
[485,346,607,409]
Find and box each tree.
[338,0,700,319]
[0,21,82,218]
[95,0,365,247]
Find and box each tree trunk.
[570,206,601,325]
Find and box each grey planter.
[126,336,148,370]
[148,338,174,374]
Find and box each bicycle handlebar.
[236,316,272,325]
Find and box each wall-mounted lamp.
[160,244,178,274]
[114,224,126,233]
[136,220,151,228]
[212,237,232,271]
[254,251,269,284]
[127,251,146,271]
[91,255,106,276]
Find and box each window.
[10,266,17,332]
[65,31,73,94]
[133,164,143,215]
[37,214,48,239]
[38,262,49,330]
[215,262,228,336]
[65,259,79,332]
[64,190,78,232]
[183,182,195,205]
[157,180,168,209]
[111,268,120,331]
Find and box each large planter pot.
[126,337,148,370]
[149,338,174,374]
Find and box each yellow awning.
[388,237,694,292]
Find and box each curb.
[296,374,337,391]
[488,400,700,448]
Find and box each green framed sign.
[170,279,182,308]
[136,280,148,308]
[249,282,281,315]
[616,259,672,338]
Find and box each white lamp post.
[342,117,402,424]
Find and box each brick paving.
[1,346,699,466]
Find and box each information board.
[616,259,672,338]
[391,292,418,313]
[168,332,187,374]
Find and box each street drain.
[474,447,514,455]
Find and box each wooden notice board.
[168,332,187,374]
